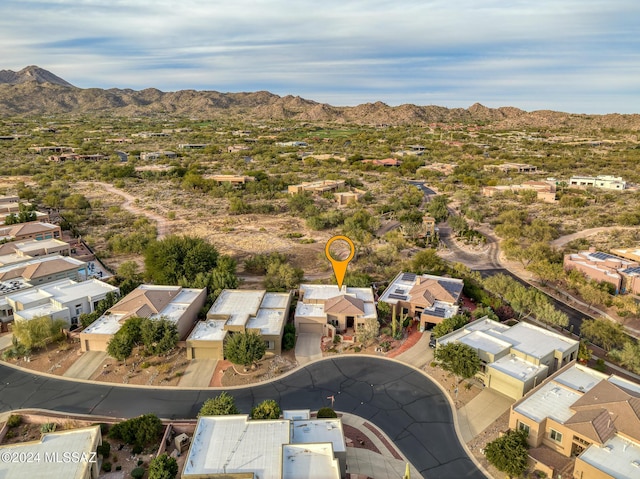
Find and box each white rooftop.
[490,354,548,382]
[299,284,374,302]
[207,289,264,326]
[187,319,228,341]
[514,381,583,423]
[496,322,578,358]
[13,238,68,254]
[291,419,346,452]
[83,312,126,335]
[552,363,608,393]
[295,302,327,319]
[183,416,290,478]
[579,435,640,479]
[283,409,311,420]
[247,308,286,335]
[282,443,340,479]
[441,329,512,356]
[0,426,100,479]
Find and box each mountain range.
[1,66,639,130]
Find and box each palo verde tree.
[198,392,240,416]
[484,429,529,478]
[12,316,67,351]
[148,453,179,479]
[434,342,481,383]
[251,399,282,420]
[224,331,267,367]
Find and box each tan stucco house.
[379,272,464,330]
[186,289,292,360]
[438,318,578,399]
[510,362,640,479]
[79,285,206,352]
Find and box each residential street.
[0,356,487,479]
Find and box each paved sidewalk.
[63,351,107,379]
[341,412,421,479]
[457,389,514,442]
[0,333,13,351]
[178,359,217,387]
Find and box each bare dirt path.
[83,181,170,239]
[550,226,638,248]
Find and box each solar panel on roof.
[394,288,405,294]
[590,251,618,261]
[622,267,640,275]
[388,293,407,300]
[401,273,416,282]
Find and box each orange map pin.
[325,235,355,290]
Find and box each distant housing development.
[569,175,626,190]
[438,318,578,399]
[564,248,640,294]
[482,180,557,202]
[186,289,292,359]
[80,285,206,352]
[510,362,640,479]
[379,272,464,331]
[483,163,538,173]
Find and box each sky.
[1,0,639,114]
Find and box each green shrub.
[116,465,122,471]
[40,423,56,433]
[132,445,144,455]
[317,407,338,418]
[102,461,112,472]
[131,467,145,479]
[7,415,22,428]
[137,459,144,466]
[283,332,296,350]
[108,414,162,448]
[97,443,111,458]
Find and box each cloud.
[0,0,638,113]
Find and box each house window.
[550,429,563,443]
[518,422,530,436]
[264,340,275,350]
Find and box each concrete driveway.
[63,351,107,380]
[295,333,323,365]
[457,388,515,442]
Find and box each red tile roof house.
[379,272,464,331]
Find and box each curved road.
[0,357,485,479]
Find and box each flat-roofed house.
[186,289,292,359]
[0,255,88,323]
[79,285,206,352]
[0,238,70,266]
[438,318,578,399]
[0,425,101,479]
[295,284,377,341]
[509,362,640,479]
[7,278,119,328]
[378,272,464,330]
[182,414,344,479]
[569,175,626,190]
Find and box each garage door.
[298,322,323,335]
[192,347,222,360]
[488,372,523,400]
